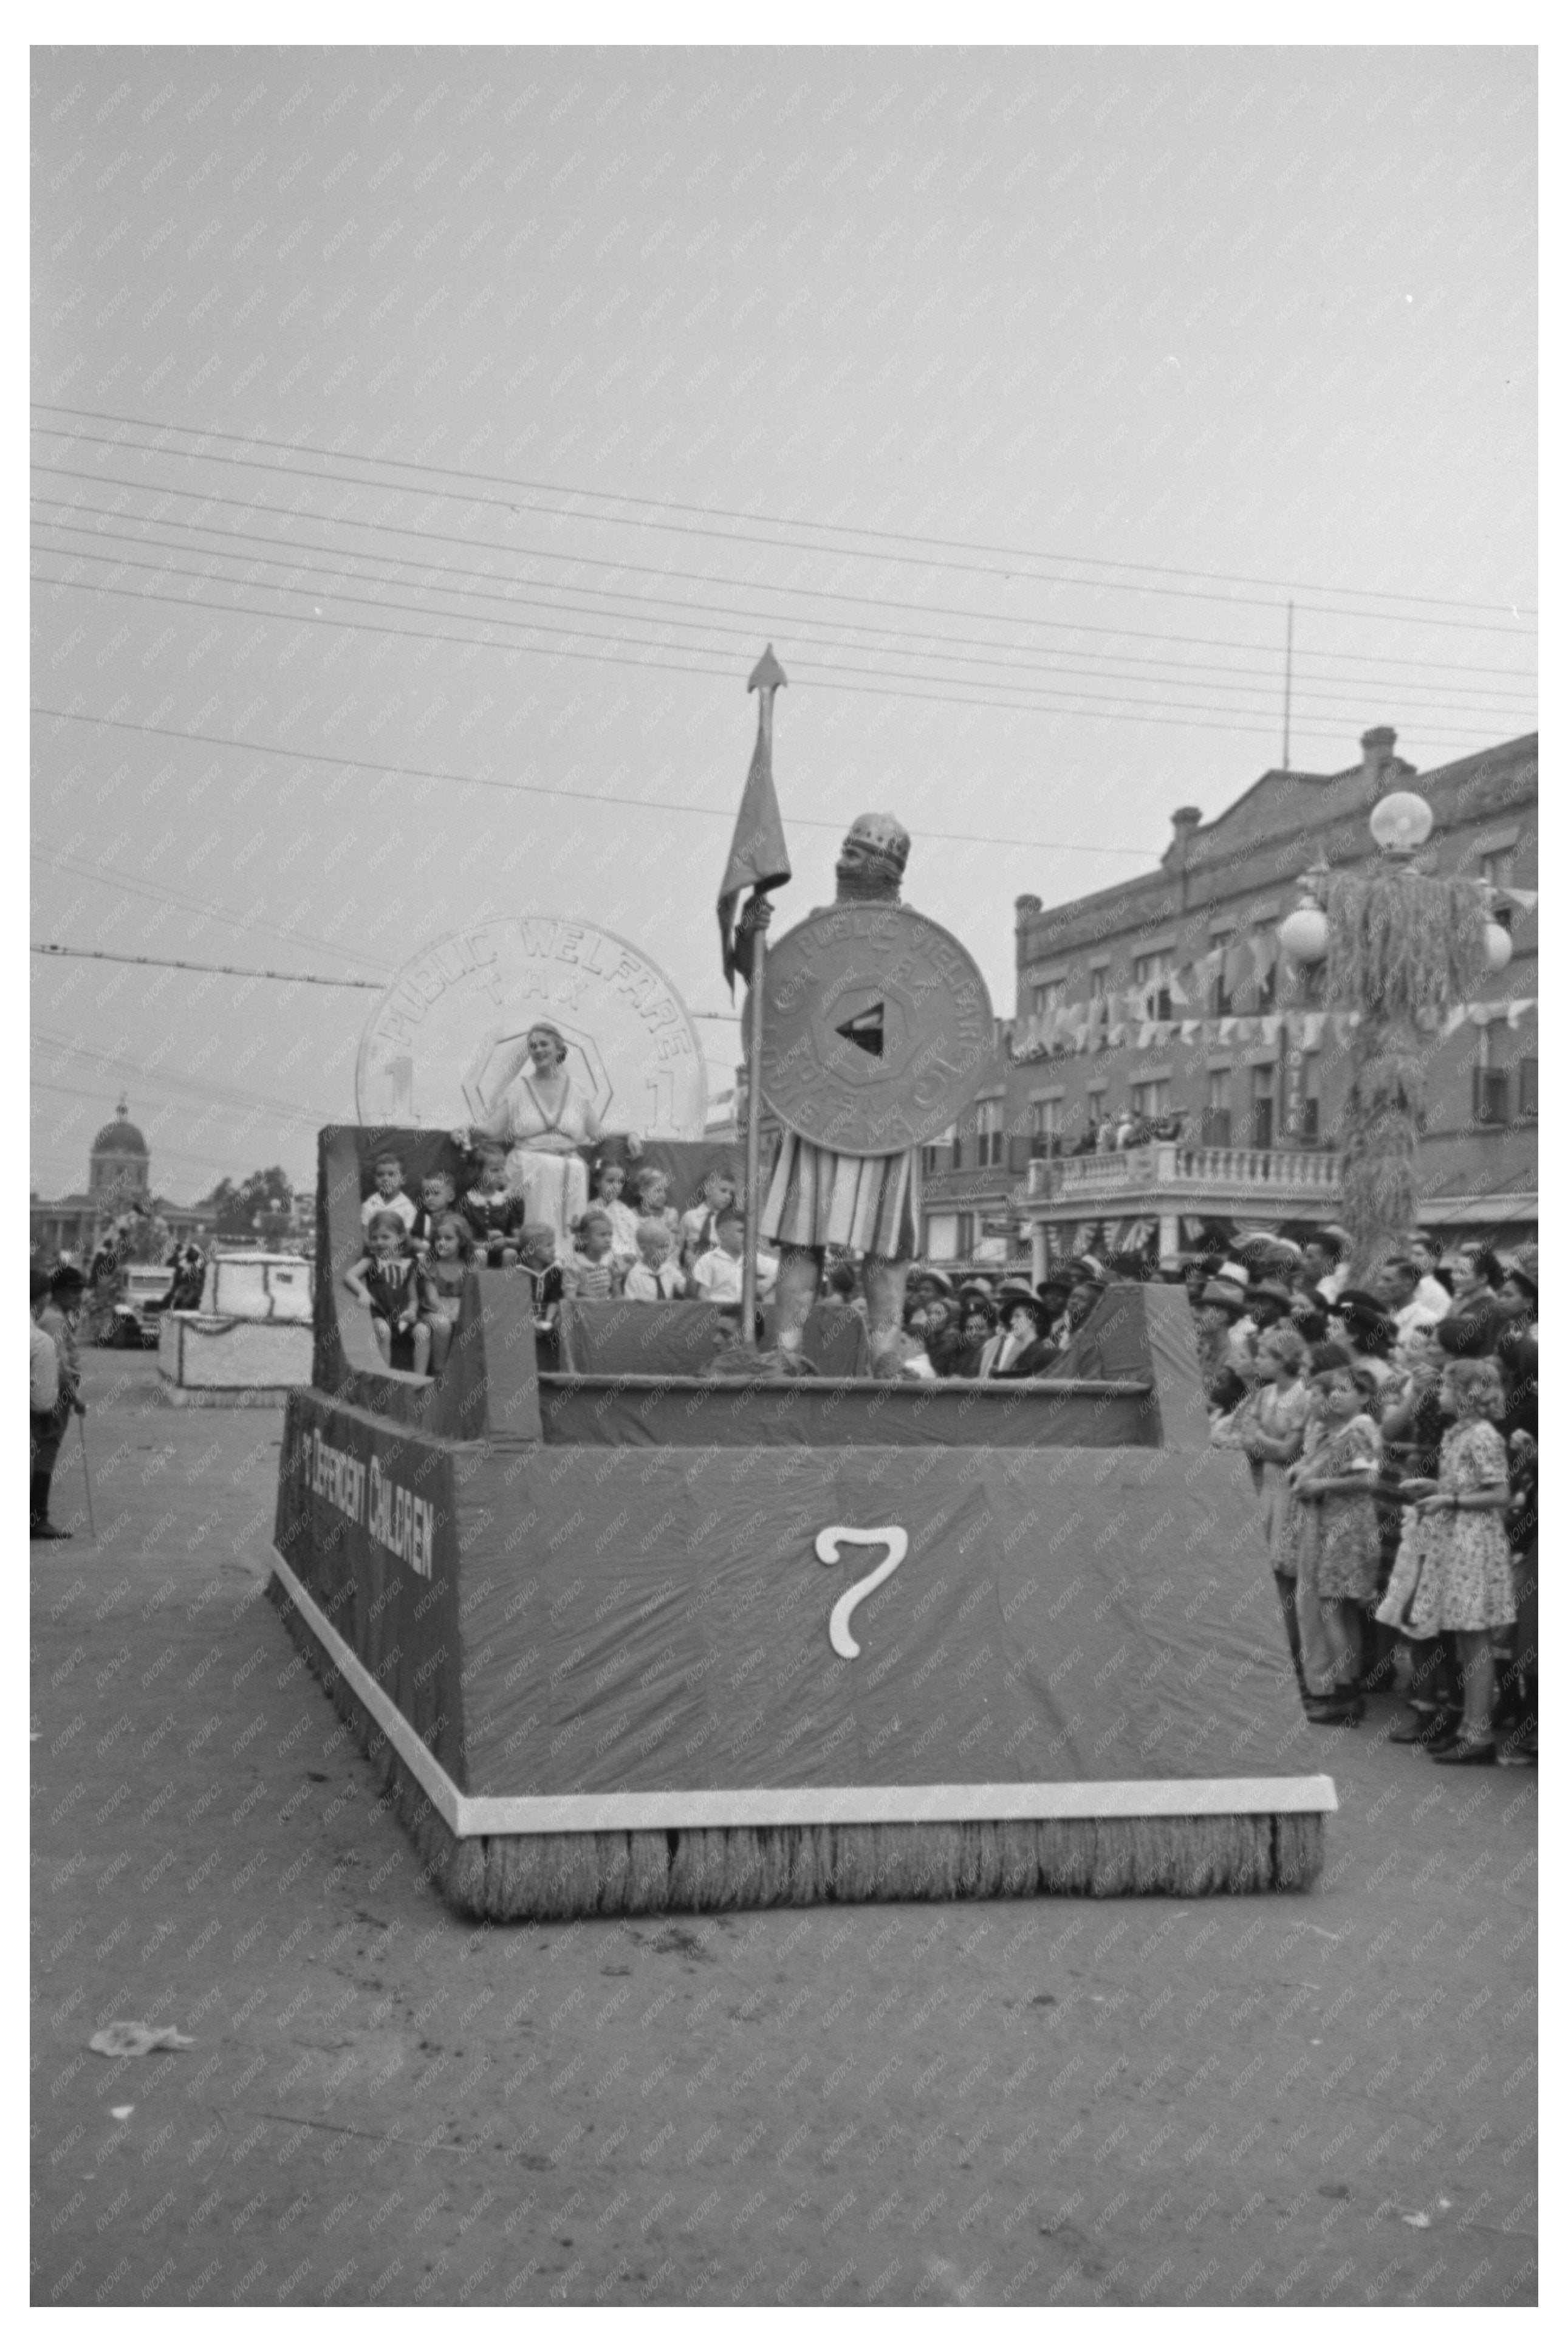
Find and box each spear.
[715,646,792,1366]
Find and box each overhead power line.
[31,402,1537,622]
[45,539,1531,732]
[29,937,744,1021]
[30,705,1169,854]
[32,942,382,988]
[29,575,1519,756]
[31,468,1533,679]
[30,508,1537,721]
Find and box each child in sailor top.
[360,1150,419,1235]
[516,1225,566,1348]
[464,1142,523,1269]
[344,1211,430,1373]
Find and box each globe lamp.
[1368,789,1435,855]
[1279,903,1330,965]
[1483,921,1513,974]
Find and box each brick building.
[918,727,1538,1277]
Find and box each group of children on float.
[344,1148,762,1377]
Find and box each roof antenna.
[1282,600,1294,769]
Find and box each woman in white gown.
[462,1023,640,1255]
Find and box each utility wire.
[32,942,382,988]
[31,403,1537,622]
[44,540,1519,731]
[30,509,1537,720]
[31,467,1533,679]
[29,574,1517,754]
[29,706,1169,854]
[30,936,744,1021]
[30,844,394,977]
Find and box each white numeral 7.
[814,1524,909,1659]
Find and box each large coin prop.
[355,917,708,1137]
[758,903,993,1154]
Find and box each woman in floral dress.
[1377,1357,1513,1764]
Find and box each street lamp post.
[1282,788,1511,1284]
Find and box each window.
[1030,1097,1061,1139]
[1088,965,1110,1004]
[1251,1065,1275,1150]
[1479,848,1515,931]
[956,1212,976,1258]
[1131,1077,1169,1119]
[1299,1052,1321,1143]
[1132,950,1173,1021]
[1519,1058,1538,1119]
[1031,976,1066,1021]
[974,1099,1004,1168]
[1473,1066,1509,1125]
[1209,936,1233,1018]
[1201,1068,1231,1148]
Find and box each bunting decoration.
[1013,899,1536,1069]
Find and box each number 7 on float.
[814,1524,909,1660]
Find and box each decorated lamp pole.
[1279,786,1514,1284]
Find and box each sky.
[30,43,1536,1203]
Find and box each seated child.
[516,1222,566,1340]
[591,1159,642,1269]
[679,1168,738,1269]
[691,1205,778,1305]
[408,1168,458,1258]
[462,1141,524,1269]
[624,1218,687,1301]
[563,1207,622,1301]
[417,1212,473,1374]
[344,1210,429,1373]
[360,1148,418,1235]
[632,1165,682,1247]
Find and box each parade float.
[158,1250,314,1404]
[269,656,1333,1918]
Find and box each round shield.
[757,903,993,1154]
[355,917,707,1137]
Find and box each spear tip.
[748,644,787,693]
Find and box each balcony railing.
[1021,1141,1341,1204]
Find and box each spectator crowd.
[35,1140,1537,1775]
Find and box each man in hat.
[738,812,926,1377]
[33,1265,86,1539]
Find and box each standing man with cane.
[30,1270,73,1540]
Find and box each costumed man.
[735,812,921,1378]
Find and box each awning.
[1419,1195,1537,1229]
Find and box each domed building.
[87,1099,151,1205]
[29,1097,217,1266]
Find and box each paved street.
[32,1359,1536,2307]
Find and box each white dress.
[490,1074,594,1251]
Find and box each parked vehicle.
[98,1262,175,1348]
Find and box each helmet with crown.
[842,811,910,874]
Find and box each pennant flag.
[717,647,792,990]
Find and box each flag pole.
[739,650,785,1351]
